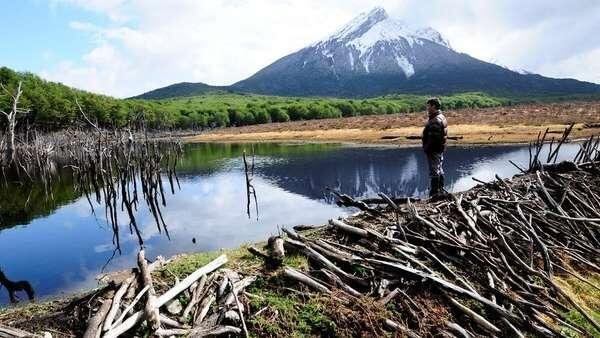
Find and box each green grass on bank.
[555,274,600,337]
[2,239,600,337]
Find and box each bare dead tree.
[0,81,29,162]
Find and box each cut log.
[268,236,285,266]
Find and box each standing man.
[422,98,448,197]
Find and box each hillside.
[1,67,511,131]
[131,82,229,99]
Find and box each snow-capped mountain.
[229,7,600,97]
[135,7,600,99]
[309,7,450,77]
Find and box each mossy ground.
[555,274,600,337]
[2,240,599,337]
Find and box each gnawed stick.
[418,246,479,295]
[283,267,330,293]
[102,275,134,332]
[365,258,519,322]
[195,292,216,324]
[452,194,485,242]
[383,319,421,338]
[83,290,114,338]
[224,276,256,306]
[109,285,149,330]
[0,325,44,338]
[181,274,207,321]
[284,237,368,287]
[104,254,227,338]
[446,322,472,338]
[377,287,400,305]
[501,318,525,338]
[229,279,249,338]
[449,297,501,333]
[329,218,368,237]
[137,250,161,333]
[159,314,189,329]
[320,269,362,297]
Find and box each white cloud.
[538,48,600,83]
[42,1,600,97]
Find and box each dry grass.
[188,101,600,145]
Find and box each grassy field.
[189,101,600,145]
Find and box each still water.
[0,142,579,304]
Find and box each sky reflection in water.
[0,142,579,304]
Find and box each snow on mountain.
[310,7,450,77]
[491,59,535,75]
[228,7,600,98]
[324,7,450,49]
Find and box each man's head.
[426,98,441,114]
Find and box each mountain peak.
[320,7,451,54]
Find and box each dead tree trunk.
[0,81,28,162]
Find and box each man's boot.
[429,176,439,197]
[438,175,445,193]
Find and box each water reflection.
[0,269,34,304]
[0,142,580,304]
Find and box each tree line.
[0,67,509,131]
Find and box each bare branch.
[75,98,101,132]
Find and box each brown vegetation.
[189,101,600,145]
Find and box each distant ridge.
[131,82,229,99]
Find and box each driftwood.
[83,290,115,338]
[283,267,330,293]
[102,276,134,332]
[268,236,285,266]
[0,325,45,338]
[449,297,500,333]
[104,254,228,338]
[137,250,161,333]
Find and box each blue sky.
[1,1,599,98]
[2,1,102,73]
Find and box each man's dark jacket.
[422,111,448,154]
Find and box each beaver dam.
[1,130,600,337]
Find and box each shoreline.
[185,101,600,146]
[185,124,598,149]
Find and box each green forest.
[0,66,511,130]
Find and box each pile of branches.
[267,157,600,336]
[1,251,256,337]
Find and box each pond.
[0,142,580,305]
